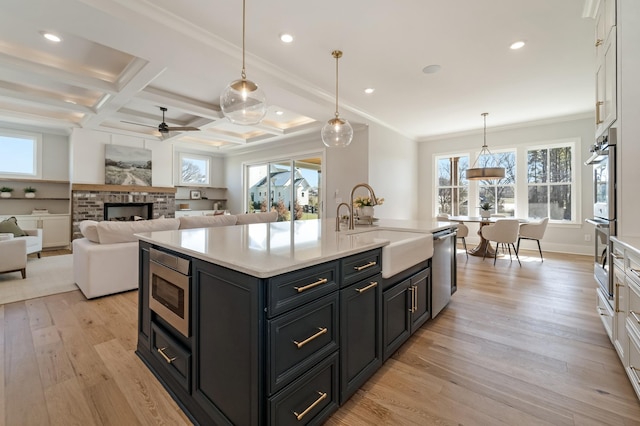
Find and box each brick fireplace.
[71,184,176,240]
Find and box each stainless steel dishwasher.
[431,228,457,318]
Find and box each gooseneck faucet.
[349,183,378,230]
[335,202,352,231]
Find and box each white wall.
[368,122,417,220]
[418,116,596,255]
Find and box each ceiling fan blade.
[121,120,157,129]
[166,126,201,131]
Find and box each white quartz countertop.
[136,218,455,278]
[611,236,640,255]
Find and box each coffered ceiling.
[0,0,595,151]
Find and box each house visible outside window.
[0,130,41,178]
[478,151,516,216]
[179,153,210,185]
[527,143,574,221]
[435,155,469,216]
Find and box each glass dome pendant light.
[466,112,505,180]
[321,50,353,148]
[220,0,267,125]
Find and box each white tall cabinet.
[595,0,617,137]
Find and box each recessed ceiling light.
[275,110,284,116]
[279,33,294,43]
[510,41,525,50]
[422,64,441,74]
[41,31,62,42]
[364,88,375,94]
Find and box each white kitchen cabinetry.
[612,244,627,364]
[595,0,617,137]
[2,214,71,248]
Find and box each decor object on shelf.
[24,186,36,198]
[105,145,152,186]
[322,50,353,148]
[190,190,201,200]
[1,186,13,198]
[220,0,266,125]
[466,113,505,180]
[479,202,492,219]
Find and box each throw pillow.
[0,216,27,237]
[79,220,100,243]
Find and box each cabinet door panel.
[340,274,382,403]
[383,279,410,361]
[410,268,431,333]
[41,216,71,247]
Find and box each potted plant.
[353,195,384,218]
[24,186,37,198]
[1,186,13,198]
[479,202,492,219]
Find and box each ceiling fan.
[123,106,200,134]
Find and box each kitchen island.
[135,219,456,425]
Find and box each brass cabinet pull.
[293,327,327,349]
[630,268,640,279]
[157,347,176,364]
[630,311,640,324]
[294,278,328,293]
[596,101,603,124]
[597,307,609,317]
[612,252,623,260]
[414,285,418,312]
[595,38,603,47]
[353,261,376,271]
[293,391,327,421]
[409,285,416,313]
[355,281,378,294]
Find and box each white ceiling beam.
[135,86,223,120]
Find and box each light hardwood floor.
[2,250,639,425]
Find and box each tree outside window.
[180,153,210,185]
[436,155,469,216]
[527,145,573,220]
[478,151,516,216]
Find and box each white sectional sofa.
[73,212,278,299]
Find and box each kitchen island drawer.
[268,352,339,426]
[267,261,339,318]
[628,278,640,338]
[341,248,382,288]
[151,322,191,392]
[268,293,339,394]
[627,327,640,399]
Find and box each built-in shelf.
[1,197,69,200]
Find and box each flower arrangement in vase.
[24,186,37,198]
[479,202,492,219]
[1,187,13,198]
[353,196,384,218]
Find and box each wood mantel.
[71,183,176,193]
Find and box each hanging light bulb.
[220,0,267,125]
[321,50,353,147]
[466,112,506,180]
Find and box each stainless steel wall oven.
[149,247,191,337]
[585,127,616,301]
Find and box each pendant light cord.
[332,50,342,118]
[241,0,247,80]
[471,112,494,168]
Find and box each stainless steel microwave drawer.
[151,322,191,393]
[267,261,339,318]
[267,292,339,394]
[268,352,339,426]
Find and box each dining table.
[446,215,527,257]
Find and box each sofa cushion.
[178,214,238,230]
[96,218,180,244]
[235,211,279,224]
[79,220,100,243]
[0,216,27,237]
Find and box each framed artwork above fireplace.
[105,145,152,186]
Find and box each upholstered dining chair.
[480,218,521,266]
[517,217,549,262]
[437,214,469,258]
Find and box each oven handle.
[586,219,610,229]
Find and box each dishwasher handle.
[434,232,456,241]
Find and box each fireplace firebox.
[104,203,154,221]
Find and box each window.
[527,144,574,221]
[0,130,41,178]
[478,151,516,216]
[435,155,469,215]
[179,153,210,185]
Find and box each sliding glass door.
[244,155,322,222]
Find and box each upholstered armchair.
[0,238,27,278]
[517,217,549,261]
[481,218,521,266]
